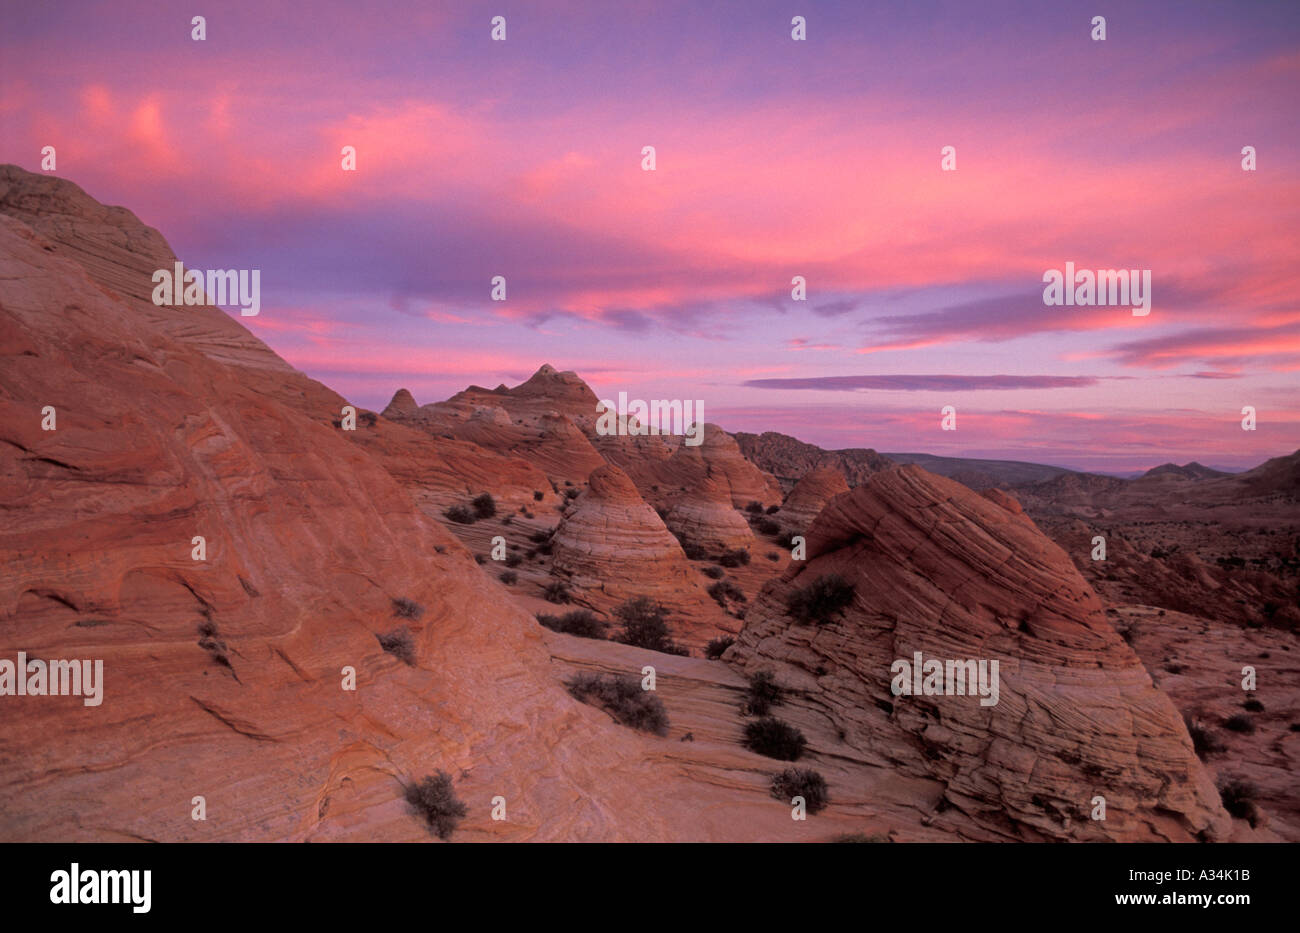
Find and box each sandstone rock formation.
[727,466,1232,841]
[381,388,419,419]
[733,430,893,491]
[777,467,849,533]
[662,471,756,554]
[550,465,729,642]
[0,166,769,841]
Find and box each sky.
[3,0,1298,472]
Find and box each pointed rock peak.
[535,363,559,376]
[382,388,418,418]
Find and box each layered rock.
[381,388,419,419]
[727,465,1231,841]
[777,467,849,533]
[733,430,893,491]
[619,423,781,512]
[663,471,755,554]
[550,465,727,641]
[0,166,758,842]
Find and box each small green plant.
[404,771,467,839]
[391,597,424,620]
[707,580,746,607]
[742,717,807,760]
[717,549,751,568]
[770,767,829,813]
[499,570,518,585]
[745,501,763,514]
[614,597,687,655]
[543,581,573,604]
[472,493,497,519]
[504,552,523,568]
[1218,778,1260,822]
[705,636,735,660]
[445,505,475,525]
[1224,714,1256,734]
[566,672,669,735]
[702,565,725,580]
[743,670,783,716]
[377,627,415,665]
[533,490,545,501]
[537,610,607,639]
[1185,715,1226,757]
[786,574,855,626]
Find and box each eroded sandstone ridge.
[727,466,1232,841]
[0,165,1271,843]
[0,166,778,841]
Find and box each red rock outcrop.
[733,430,893,491]
[550,465,729,642]
[0,166,772,841]
[727,465,1231,841]
[381,388,419,419]
[777,467,849,533]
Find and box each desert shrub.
[502,514,513,526]
[1218,779,1260,820]
[377,627,415,665]
[445,505,475,525]
[745,501,763,514]
[360,411,377,427]
[565,487,581,500]
[392,597,424,620]
[1242,698,1265,712]
[742,717,807,760]
[615,597,687,655]
[770,767,829,813]
[707,580,746,607]
[404,771,467,839]
[474,553,486,564]
[543,581,573,604]
[1186,716,1226,757]
[197,618,218,639]
[757,518,781,536]
[504,552,523,568]
[528,530,550,544]
[537,541,554,556]
[766,551,780,562]
[702,565,725,580]
[1224,714,1256,734]
[717,549,751,568]
[566,672,669,735]
[743,669,784,716]
[786,574,855,626]
[471,492,496,519]
[766,505,780,515]
[537,610,608,639]
[705,636,735,660]
[776,531,798,550]
[683,543,708,561]
[533,490,545,501]
[499,570,518,585]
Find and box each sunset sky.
[3,0,1298,472]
